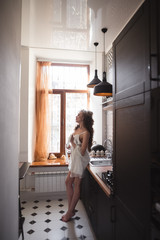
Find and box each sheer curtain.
[34,62,51,161]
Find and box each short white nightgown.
[67,132,90,178]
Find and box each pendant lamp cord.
[94,42,98,70]
[95,44,97,69]
[103,30,105,73]
[101,28,108,80]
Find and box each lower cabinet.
[96,186,115,240]
[115,197,148,240]
[81,169,114,240]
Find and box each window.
[48,63,90,157]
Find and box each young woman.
[62,109,94,222]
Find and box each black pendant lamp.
[87,42,101,88]
[94,28,112,96]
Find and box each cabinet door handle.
[89,204,94,214]
[110,205,116,222]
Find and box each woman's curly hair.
[75,110,94,152]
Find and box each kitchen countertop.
[19,162,30,179]
[87,164,113,197]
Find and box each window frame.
[49,63,90,157]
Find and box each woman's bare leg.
[65,172,75,210]
[62,172,74,220]
[69,177,81,213]
[62,177,81,222]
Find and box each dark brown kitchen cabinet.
[81,169,114,240]
[113,92,151,239]
[151,88,160,158]
[96,186,115,240]
[114,196,146,240]
[113,1,150,101]
[81,170,98,232]
[112,0,160,239]
[151,87,160,238]
[150,0,160,89]
[113,0,160,102]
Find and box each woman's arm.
[80,131,90,156]
[70,134,76,148]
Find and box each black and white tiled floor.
[21,198,97,240]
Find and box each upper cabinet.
[113,1,150,101]
[113,0,160,101]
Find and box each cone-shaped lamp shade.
[87,69,101,88]
[94,71,112,96]
[93,28,112,96]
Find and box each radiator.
[35,171,68,193]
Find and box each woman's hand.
[66,144,71,150]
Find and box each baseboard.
[20,190,67,201]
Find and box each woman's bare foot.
[61,211,75,222]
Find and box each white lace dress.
[67,132,90,178]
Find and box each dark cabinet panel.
[150,0,160,89]
[111,1,160,239]
[81,170,114,240]
[96,187,114,240]
[151,87,160,157]
[113,1,150,101]
[115,196,147,240]
[151,87,160,238]
[114,92,150,237]
[81,170,98,232]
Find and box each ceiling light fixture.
[93,28,112,96]
[87,42,101,88]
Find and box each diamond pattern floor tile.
[21,198,96,240]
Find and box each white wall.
[0,0,21,239]
[20,47,29,162]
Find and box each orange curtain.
[34,62,51,161]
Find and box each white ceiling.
[21,0,145,53]
[88,0,145,52]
